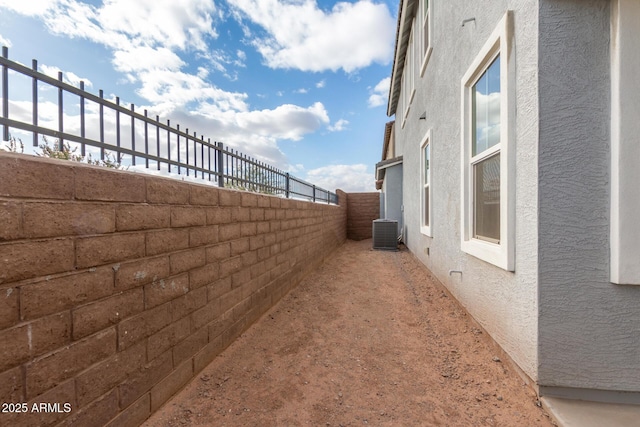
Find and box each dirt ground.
[144,239,555,427]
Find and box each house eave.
[376,155,404,181]
[381,120,395,161]
[387,0,418,117]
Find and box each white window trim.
[460,11,515,271]
[420,129,432,237]
[610,0,640,284]
[419,0,433,77]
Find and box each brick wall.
[346,192,380,241]
[0,152,347,427]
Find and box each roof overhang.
[381,120,394,161]
[376,155,404,182]
[386,0,417,117]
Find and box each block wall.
[0,152,347,427]
[346,192,380,241]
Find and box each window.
[421,129,432,236]
[461,11,514,271]
[420,0,432,75]
[472,57,500,242]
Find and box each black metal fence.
[0,46,338,205]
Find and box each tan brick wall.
[0,152,347,427]
[346,192,380,240]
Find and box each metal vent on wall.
[372,219,398,251]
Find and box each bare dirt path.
[144,239,555,426]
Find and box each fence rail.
[0,46,338,205]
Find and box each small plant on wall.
[225,163,277,195]
[1,136,24,153]
[2,134,125,170]
[38,136,126,170]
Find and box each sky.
[0,0,397,192]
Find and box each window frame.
[610,0,640,284]
[460,11,515,271]
[420,129,432,237]
[419,0,433,76]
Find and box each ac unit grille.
[372,219,398,250]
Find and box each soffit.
[381,120,395,161]
[387,0,418,116]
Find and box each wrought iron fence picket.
[32,59,38,147]
[80,81,86,156]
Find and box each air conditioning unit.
[372,219,398,251]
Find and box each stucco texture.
[394,0,540,382]
[537,0,640,394]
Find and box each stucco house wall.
[380,163,403,230]
[388,0,640,402]
[537,0,640,400]
[393,0,540,383]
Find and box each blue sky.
[0,0,397,192]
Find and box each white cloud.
[231,0,395,72]
[306,164,375,193]
[31,0,224,97]
[233,102,329,141]
[113,46,185,73]
[196,102,330,143]
[0,33,12,47]
[43,0,217,59]
[198,49,245,81]
[287,163,305,174]
[295,88,308,94]
[40,64,93,87]
[316,79,326,88]
[97,0,217,50]
[236,50,247,63]
[136,69,250,114]
[1,0,347,182]
[196,67,209,79]
[368,76,390,108]
[4,0,248,114]
[65,71,92,88]
[42,1,127,46]
[328,118,349,132]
